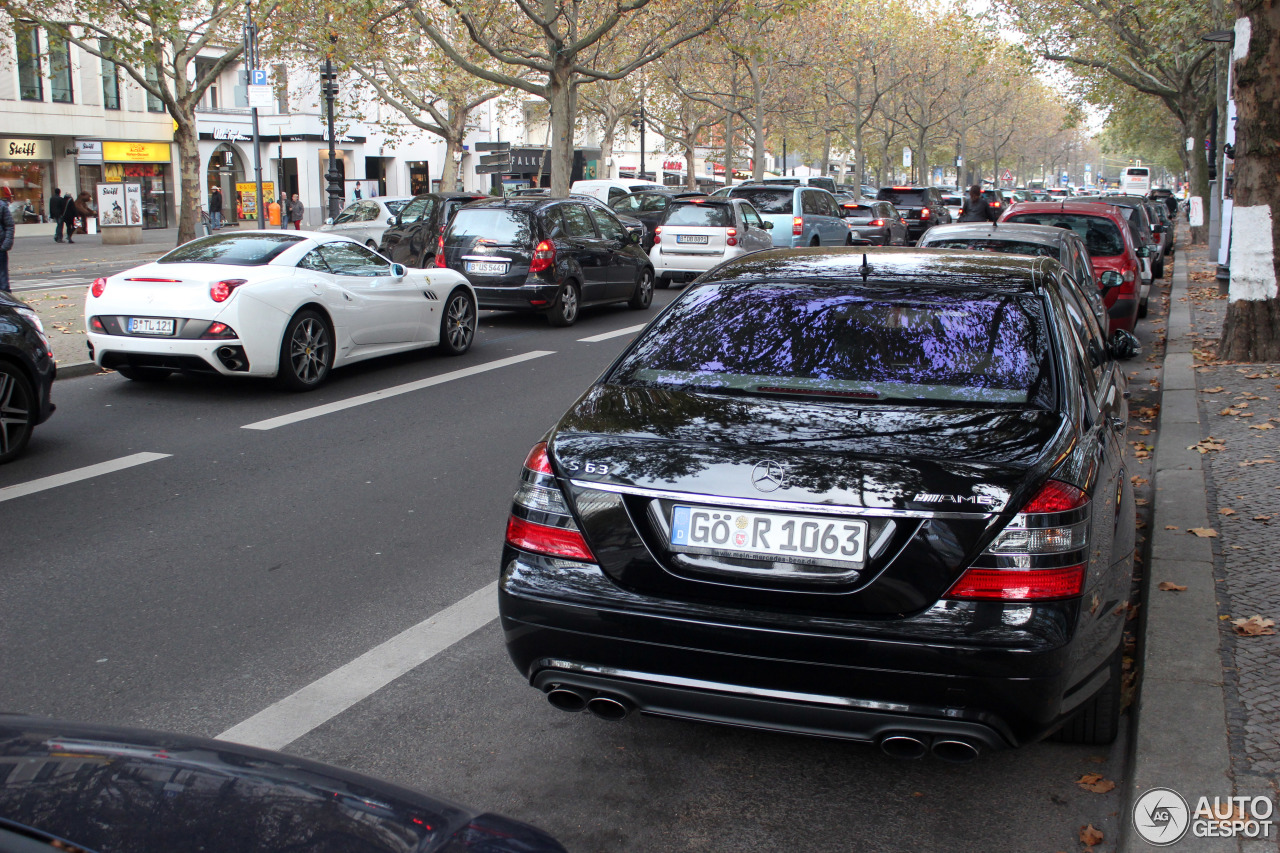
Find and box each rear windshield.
[384,199,410,217]
[841,204,875,218]
[445,209,532,245]
[158,233,304,266]
[941,195,963,205]
[610,283,1055,407]
[877,189,928,206]
[664,203,733,227]
[923,239,1058,259]
[727,188,793,214]
[1005,213,1125,257]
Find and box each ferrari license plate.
[676,235,710,244]
[465,260,509,275]
[670,505,867,565]
[127,317,175,336]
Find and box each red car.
[999,202,1142,334]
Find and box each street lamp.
[243,1,265,229]
[320,34,343,221]
[630,105,646,181]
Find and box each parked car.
[1145,201,1175,257]
[725,184,852,248]
[916,221,1114,338]
[378,191,487,268]
[0,291,56,464]
[499,247,1136,757]
[85,231,477,391]
[981,188,1008,215]
[612,189,711,251]
[570,179,666,205]
[1000,201,1147,329]
[319,197,413,251]
[1147,188,1179,217]
[0,715,567,853]
[874,186,954,243]
[1072,195,1163,279]
[838,200,908,246]
[649,196,774,287]
[438,197,654,326]
[939,193,965,220]
[739,175,838,193]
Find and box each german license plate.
[127,317,175,335]
[670,505,867,565]
[676,235,710,244]
[465,260,509,275]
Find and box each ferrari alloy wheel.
[0,363,35,464]
[441,289,476,355]
[278,310,333,391]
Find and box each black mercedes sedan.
[0,291,56,464]
[499,248,1136,759]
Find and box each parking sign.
[250,69,268,86]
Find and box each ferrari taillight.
[91,278,107,298]
[209,279,247,303]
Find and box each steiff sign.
[1,138,52,160]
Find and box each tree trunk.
[174,116,200,245]
[601,123,617,180]
[441,136,458,192]
[685,146,697,190]
[916,128,928,186]
[548,67,576,197]
[723,113,734,188]
[1185,108,1213,244]
[750,109,765,180]
[820,129,831,178]
[852,125,864,199]
[1219,0,1280,361]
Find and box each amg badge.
[913,493,1000,507]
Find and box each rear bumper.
[1107,295,1138,332]
[500,550,1105,747]
[651,248,740,277]
[87,332,260,376]
[473,282,561,311]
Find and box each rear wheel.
[439,289,476,355]
[0,362,35,464]
[1152,256,1164,279]
[1051,648,1122,745]
[628,268,654,310]
[276,309,333,391]
[655,274,671,290]
[419,251,434,269]
[116,366,171,382]
[1138,296,1150,319]
[547,281,580,327]
[810,237,820,247]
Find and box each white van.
[1121,167,1151,196]
[570,179,667,205]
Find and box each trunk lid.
[102,262,250,317]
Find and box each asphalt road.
[0,281,1169,853]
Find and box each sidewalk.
[1124,230,1280,851]
[8,226,184,277]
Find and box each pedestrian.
[288,193,304,230]
[61,191,92,244]
[50,188,67,242]
[0,186,14,293]
[267,196,282,227]
[209,186,223,230]
[958,184,996,223]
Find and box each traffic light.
[320,67,338,99]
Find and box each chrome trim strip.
[568,479,993,520]
[539,658,917,714]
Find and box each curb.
[56,361,106,380]
[1120,250,1235,851]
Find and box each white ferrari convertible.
[85,231,477,391]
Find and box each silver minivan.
[725,185,852,248]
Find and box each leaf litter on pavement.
[1232,616,1276,636]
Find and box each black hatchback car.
[378,191,488,268]
[875,187,953,243]
[439,198,654,326]
[499,248,1136,757]
[0,291,56,464]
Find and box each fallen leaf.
[1250,423,1275,430]
[1240,459,1277,467]
[1158,581,1188,592]
[1136,498,1150,506]
[1221,614,1233,621]
[1219,507,1236,515]
[1188,528,1218,538]
[1254,515,1273,522]
[1165,525,1179,530]
[1131,476,1149,486]
[1075,773,1116,793]
[1203,386,1225,393]
[1232,615,1276,636]
[1080,824,1104,846]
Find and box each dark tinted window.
[728,188,794,214]
[159,233,304,266]
[664,203,733,227]
[446,209,533,245]
[593,209,627,241]
[384,199,410,217]
[877,189,928,206]
[923,238,1059,258]
[801,191,821,215]
[1005,214,1125,257]
[841,203,875,220]
[560,204,598,238]
[398,196,435,223]
[610,283,1055,407]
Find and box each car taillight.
[89,316,105,332]
[91,278,107,298]
[505,442,595,561]
[919,207,931,220]
[869,219,886,227]
[209,279,247,303]
[529,239,556,273]
[990,201,1002,209]
[200,321,238,339]
[653,226,662,245]
[435,234,446,267]
[1122,269,1135,283]
[793,216,803,236]
[944,480,1089,601]
[726,228,738,247]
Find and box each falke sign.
[1,138,52,160]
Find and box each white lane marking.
[0,452,171,503]
[578,323,648,343]
[218,581,498,750]
[242,350,555,431]
[13,283,91,294]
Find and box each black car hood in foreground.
[0,716,566,853]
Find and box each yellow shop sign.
[103,141,171,163]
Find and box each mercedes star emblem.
[751,462,787,493]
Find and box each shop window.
[16,24,42,101]
[100,39,120,109]
[145,62,165,113]
[49,31,73,103]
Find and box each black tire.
[276,309,333,391]
[115,366,171,382]
[1152,257,1164,279]
[366,241,378,252]
[810,237,820,247]
[0,362,36,464]
[845,234,855,246]
[1051,648,1122,745]
[439,288,476,355]
[419,251,434,269]
[1138,296,1149,319]
[655,275,671,290]
[628,268,654,310]
[546,281,580,327]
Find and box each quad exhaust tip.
[544,687,633,721]
[585,696,631,721]
[546,687,588,713]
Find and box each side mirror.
[1108,330,1140,360]
[761,220,774,229]
[1137,246,1150,258]
[387,216,396,226]
[1100,270,1124,290]
[390,263,407,279]
[325,217,335,226]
